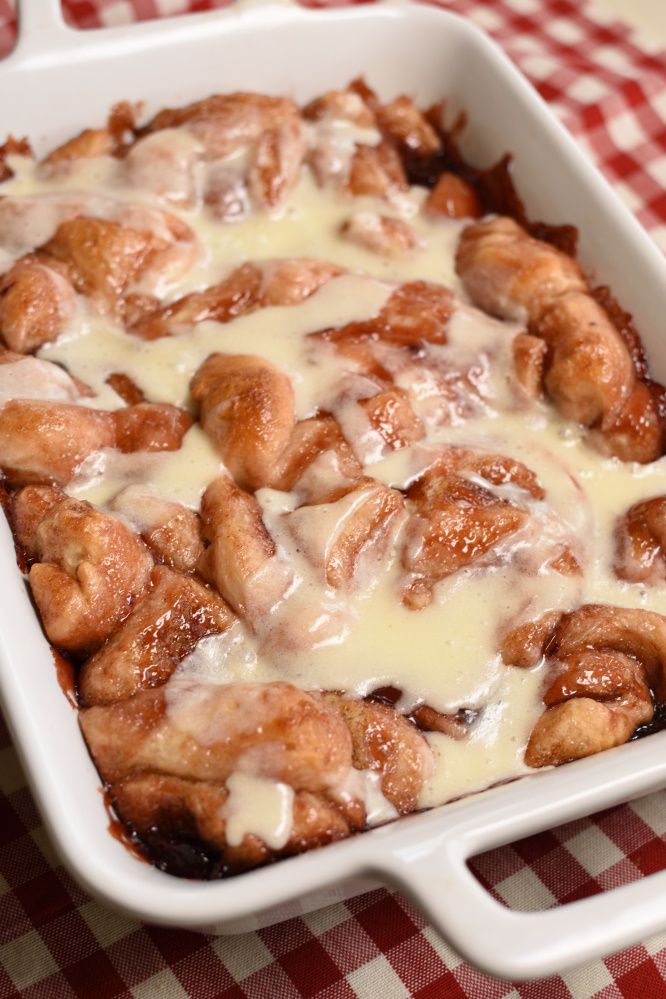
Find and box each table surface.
[596,0,666,41]
[0,2,666,999]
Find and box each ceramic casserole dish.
[2,0,666,980]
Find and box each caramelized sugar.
[51,647,78,709]
[101,789,149,864]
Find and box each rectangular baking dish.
[2,0,666,980]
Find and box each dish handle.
[385,806,666,980]
[366,715,666,979]
[377,741,666,979]
[14,0,72,57]
[11,0,303,61]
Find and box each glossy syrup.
[51,647,78,709]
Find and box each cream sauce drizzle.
[332,768,398,826]
[2,155,466,293]
[42,276,391,420]
[69,426,223,509]
[222,773,295,850]
[3,126,666,845]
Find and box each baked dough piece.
[81,681,354,789]
[109,488,204,573]
[12,485,152,654]
[0,254,77,353]
[192,354,295,492]
[82,680,432,870]
[141,93,307,216]
[316,280,454,349]
[0,211,198,350]
[0,399,191,486]
[456,216,664,462]
[79,565,235,706]
[614,497,666,585]
[197,475,289,629]
[321,694,434,814]
[132,259,342,341]
[111,775,364,875]
[503,605,666,766]
[402,447,543,608]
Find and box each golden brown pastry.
[132,258,341,340]
[424,173,481,220]
[615,497,666,584]
[109,488,204,573]
[456,216,664,462]
[0,400,191,486]
[340,213,419,257]
[111,774,363,874]
[143,92,301,160]
[0,255,76,353]
[503,605,666,767]
[95,684,433,871]
[12,485,152,654]
[315,280,454,349]
[271,414,363,501]
[347,142,408,198]
[322,693,433,814]
[402,447,543,608]
[304,88,375,128]
[80,681,354,790]
[79,565,234,705]
[456,216,586,323]
[141,93,306,215]
[286,479,405,590]
[198,475,288,628]
[0,401,116,486]
[191,354,295,492]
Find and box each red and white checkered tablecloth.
[0,0,665,996]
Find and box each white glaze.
[3,121,666,849]
[332,768,398,826]
[223,773,294,850]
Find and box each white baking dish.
[2,0,666,980]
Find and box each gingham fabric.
[0,1,665,996]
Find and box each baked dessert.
[2,81,666,878]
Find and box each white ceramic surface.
[2,0,666,979]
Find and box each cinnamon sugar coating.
[502,605,666,767]
[0,399,190,486]
[12,485,152,654]
[80,681,354,790]
[457,216,664,462]
[615,497,666,584]
[80,565,234,706]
